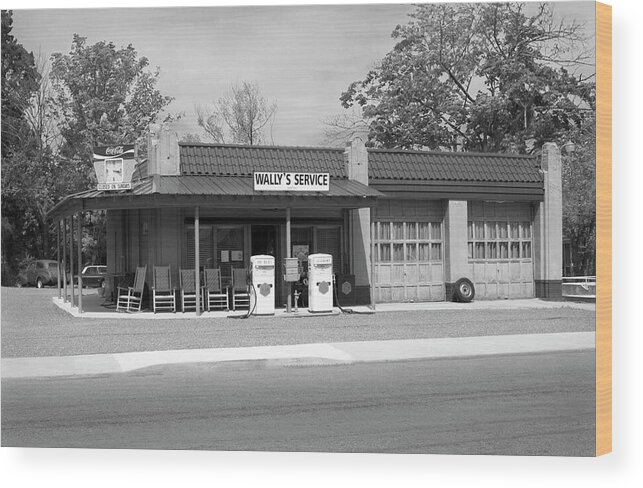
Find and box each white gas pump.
[308,253,333,313]
[250,255,275,316]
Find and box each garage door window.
[376,221,442,263]
[468,221,532,261]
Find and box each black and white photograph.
[2,0,600,460]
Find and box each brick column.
[534,143,563,298]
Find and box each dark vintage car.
[80,265,107,288]
[16,259,60,288]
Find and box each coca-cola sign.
[93,144,136,191]
[93,144,135,161]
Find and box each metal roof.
[47,175,381,220]
[157,175,381,198]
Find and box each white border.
[1,1,641,487]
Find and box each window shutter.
[186,227,213,268]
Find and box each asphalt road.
[1,350,595,456]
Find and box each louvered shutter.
[185,226,213,268]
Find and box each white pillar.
[534,143,563,298]
[444,200,470,299]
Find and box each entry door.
[251,225,280,304]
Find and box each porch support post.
[286,207,292,313]
[62,217,68,302]
[77,211,83,314]
[70,214,75,308]
[194,206,201,316]
[57,220,61,299]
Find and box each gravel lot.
[1,287,595,358]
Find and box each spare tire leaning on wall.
[453,278,475,303]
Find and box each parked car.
[16,259,60,288]
[80,265,107,288]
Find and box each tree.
[180,133,203,144]
[340,2,594,153]
[48,35,175,268]
[562,115,596,276]
[1,10,45,282]
[1,10,39,157]
[50,34,174,188]
[196,81,277,145]
[321,108,367,147]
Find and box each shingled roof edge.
[367,147,539,160]
[178,142,346,152]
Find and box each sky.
[9,1,595,147]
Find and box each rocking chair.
[203,268,229,311]
[116,265,147,312]
[152,266,176,313]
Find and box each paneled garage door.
[374,221,444,302]
[467,202,534,299]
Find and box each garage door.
[467,203,534,299]
[374,221,444,302]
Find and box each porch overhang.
[47,175,383,221]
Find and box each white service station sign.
[254,172,330,192]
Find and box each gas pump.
[308,253,333,313]
[250,255,275,316]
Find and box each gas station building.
[48,123,563,312]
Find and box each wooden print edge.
[595,1,612,457]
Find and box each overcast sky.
[10,1,595,147]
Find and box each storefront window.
[217,226,244,278]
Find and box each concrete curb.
[52,295,594,319]
[1,332,595,379]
